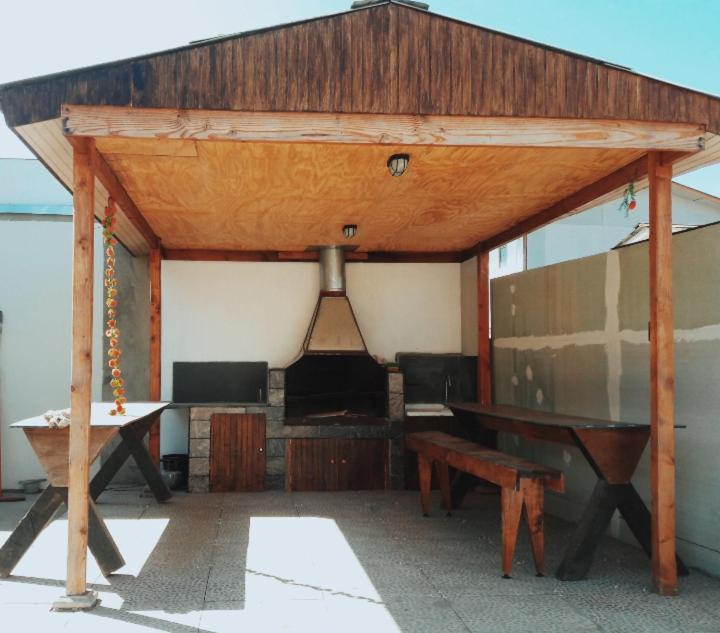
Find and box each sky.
[0,0,718,193]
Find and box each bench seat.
[405,431,565,577]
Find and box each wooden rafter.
[463,151,690,257]
[89,148,159,249]
[162,249,463,263]
[62,105,706,151]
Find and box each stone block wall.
[387,371,405,489]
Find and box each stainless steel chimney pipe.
[319,246,346,293]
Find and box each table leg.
[449,472,470,508]
[0,486,64,577]
[617,484,689,577]
[89,440,131,500]
[56,489,125,576]
[87,499,125,575]
[91,418,171,503]
[119,422,171,502]
[556,480,624,581]
[556,481,689,580]
[450,418,498,508]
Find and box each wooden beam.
[148,247,162,464]
[62,105,706,151]
[89,147,159,249]
[648,151,677,596]
[477,251,492,404]
[66,136,94,599]
[351,251,463,263]
[464,151,690,257]
[163,249,287,262]
[162,248,463,263]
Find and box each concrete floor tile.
[454,595,601,633]
[379,598,474,633]
[2,490,720,633]
[202,599,331,633]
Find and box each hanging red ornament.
[619,182,637,216]
[103,198,127,416]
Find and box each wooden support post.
[149,247,162,464]
[477,251,492,404]
[648,151,677,595]
[64,137,96,604]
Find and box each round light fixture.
[387,153,410,177]
[343,224,358,239]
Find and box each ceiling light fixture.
[387,153,410,177]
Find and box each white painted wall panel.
[159,260,462,454]
[0,217,104,487]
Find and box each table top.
[448,402,667,431]
[12,402,170,428]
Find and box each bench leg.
[435,462,452,516]
[418,454,432,517]
[522,478,545,576]
[501,486,524,578]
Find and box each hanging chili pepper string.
[103,198,127,416]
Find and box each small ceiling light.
[343,224,358,239]
[387,153,410,177]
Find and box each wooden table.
[448,402,688,581]
[0,402,171,578]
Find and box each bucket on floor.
[18,478,46,494]
[161,453,189,489]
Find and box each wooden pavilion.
[1,0,720,606]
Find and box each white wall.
[0,217,104,486]
[346,263,462,362]
[159,260,462,454]
[527,187,720,269]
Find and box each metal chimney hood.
[301,247,368,354]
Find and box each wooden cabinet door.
[346,439,387,490]
[286,438,337,492]
[287,439,387,491]
[210,413,266,492]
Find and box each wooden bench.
[405,431,564,578]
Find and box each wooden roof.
[1,1,718,131]
[1,0,719,257]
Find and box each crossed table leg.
[452,413,688,581]
[0,415,170,578]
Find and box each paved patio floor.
[1,488,719,632]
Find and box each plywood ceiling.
[97,137,645,252]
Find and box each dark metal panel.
[172,362,268,404]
